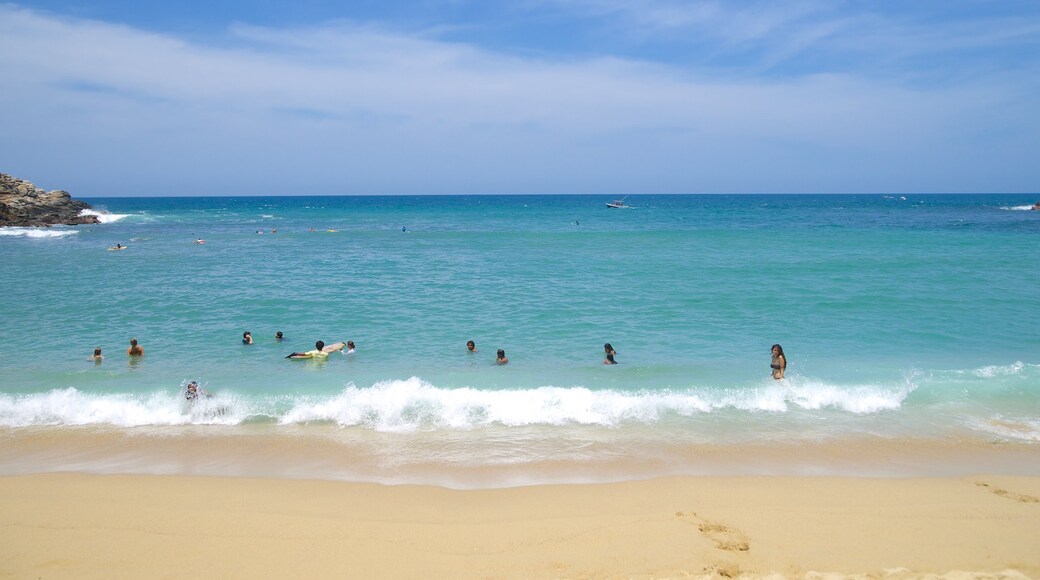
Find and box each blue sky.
[1,1,1038,195]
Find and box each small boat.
[605,197,630,209]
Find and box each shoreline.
[2,472,1038,578]
[4,426,1040,488]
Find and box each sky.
[1,1,1038,196]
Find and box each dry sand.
[2,473,1039,579]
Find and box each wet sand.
[2,473,1039,578]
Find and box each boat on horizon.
[605,197,631,209]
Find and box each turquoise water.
[2,194,1039,483]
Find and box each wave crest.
[79,209,131,223]
[0,227,78,238]
[0,377,914,429]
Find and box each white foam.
[967,416,1040,442]
[79,209,131,223]
[0,227,78,238]
[999,205,1036,211]
[0,377,917,429]
[279,376,911,431]
[0,388,240,427]
[971,361,1026,378]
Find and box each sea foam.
[0,227,78,238]
[0,377,914,429]
[79,209,130,223]
[999,205,1036,211]
[276,376,912,431]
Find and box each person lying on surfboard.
[285,340,346,359]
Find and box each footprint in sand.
[675,511,750,552]
[975,482,1040,503]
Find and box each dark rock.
[0,173,100,227]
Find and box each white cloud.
[0,4,1037,194]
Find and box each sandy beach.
[2,473,1038,579]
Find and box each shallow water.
[2,194,1039,484]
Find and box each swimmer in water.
[603,343,617,365]
[242,331,253,345]
[770,344,787,380]
[275,331,284,341]
[127,338,144,357]
[286,340,343,359]
[193,238,205,244]
[496,349,509,365]
[91,347,103,362]
[185,381,209,402]
[346,340,355,354]
[466,340,477,353]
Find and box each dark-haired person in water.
[127,338,144,357]
[770,344,787,380]
[286,340,345,359]
[185,381,210,402]
[496,349,508,365]
[242,331,253,345]
[467,340,477,353]
[603,343,617,365]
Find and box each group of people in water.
[92,335,787,378]
[92,336,788,404]
[90,338,144,361]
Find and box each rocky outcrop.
[0,173,99,227]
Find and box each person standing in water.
[603,343,617,365]
[242,331,253,345]
[91,347,103,363]
[496,349,509,365]
[467,340,477,353]
[770,344,787,380]
[127,338,144,357]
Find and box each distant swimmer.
[467,340,477,353]
[309,227,316,232]
[193,238,206,244]
[770,344,787,380]
[108,243,126,251]
[327,229,338,233]
[127,338,144,357]
[271,228,277,233]
[286,340,345,359]
[242,331,253,345]
[603,343,617,365]
[256,230,263,234]
[275,331,284,341]
[346,340,356,354]
[91,347,103,362]
[402,226,408,233]
[496,349,509,365]
[185,381,209,402]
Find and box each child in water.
[184,381,209,402]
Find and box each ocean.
[2,194,1039,487]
